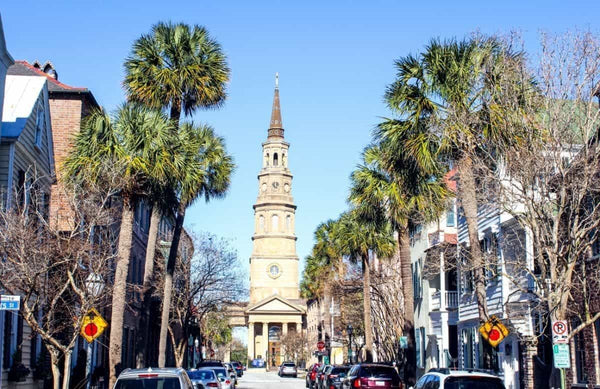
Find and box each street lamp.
[347,325,353,364]
[85,273,104,389]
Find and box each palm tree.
[124,21,230,365]
[385,38,523,324]
[63,105,177,387]
[124,21,230,123]
[334,210,395,362]
[349,139,449,383]
[157,123,234,367]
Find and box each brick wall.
[48,94,83,231]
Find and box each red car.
[306,363,322,388]
[342,364,402,389]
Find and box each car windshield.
[187,371,215,380]
[361,366,399,378]
[211,368,228,379]
[331,367,350,376]
[444,376,505,389]
[115,377,181,389]
[283,363,295,367]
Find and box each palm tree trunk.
[109,199,135,388]
[398,227,416,386]
[362,254,374,362]
[457,155,488,322]
[136,206,161,367]
[158,204,186,367]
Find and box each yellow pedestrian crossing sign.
[479,315,509,348]
[80,308,108,343]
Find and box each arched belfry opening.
[273,153,279,166]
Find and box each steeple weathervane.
[268,72,284,139]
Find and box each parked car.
[187,369,221,389]
[410,369,505,389]
[325,365,351,389]
[317,365,332,388]
[199,367,234,389]
[278,361,298,377]
[224,364,238,386]
[306,363,322,388]
[342,364,402,389]
[197,360,225,369]
[114,367,194,389]
[230,362,244,377]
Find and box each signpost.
[80,308,108,343]
[317,340,325,351]
[399,336,408,349]
[551,320,570,389]
[0,295,20,311]
[479,315,509,348]
[552,320,569,344]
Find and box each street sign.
[80,308,108,343]
[479,315,509,348]
[552,320,569,344]
[399,336,408,349]
[553,344,571,368]
[0,295,20,311]
[317,340,325,351]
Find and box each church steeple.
[268,73,284,139]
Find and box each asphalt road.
[236,370,305,389]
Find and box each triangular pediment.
[246,295,305,314]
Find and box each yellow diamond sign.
[479,315,509,348]
[80,308,108,343]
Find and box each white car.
[411,369,506,389]
[113,367,195,389]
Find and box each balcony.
[431,291,459,310]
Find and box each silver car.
[224,363,238,386]
[187,369,221,389]
[278,361,298,378]
[113,367,194,389]
[200,367,234,389]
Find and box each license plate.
[375,382,385,386]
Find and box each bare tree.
[158,232,244,366]
[0,178,117,389]
[280,331,309,366]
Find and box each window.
[271,214,279,232]
[462,328,476,369]
[413,260,422,300]
[286,215,291,231]
[446,206,455,227]
[35,104,45,148]
[416,327,426,368]
[273,153,279,166]
[574,321,588,383]
[259,215,265,231]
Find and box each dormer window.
[35,104,45,149]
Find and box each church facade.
[243,76,306,367]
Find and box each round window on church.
[268,263,281,279]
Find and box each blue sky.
[2,1,599,293]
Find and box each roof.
[2,75,46,138]
[7,61,88,93]
[245,294,306,314]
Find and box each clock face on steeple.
[268,263,281,278]
[272,181,280,190]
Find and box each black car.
[231,361,244,377]
[325,366,351,389]
[196,360,225,369]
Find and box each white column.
[282,322,288,337]
[440,251,449,367]
[262,322,269,362]
[248,322,255,363]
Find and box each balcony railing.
[431,291,459,310]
